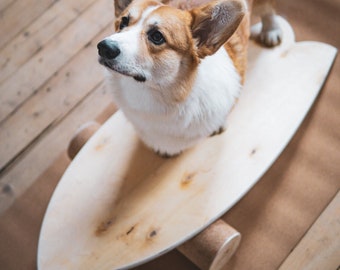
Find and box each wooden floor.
[0,0,339,269]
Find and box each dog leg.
[252,0,282,47]
[258,13,282,47]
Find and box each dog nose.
[97,39,120,59]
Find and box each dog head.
[97,0,245,99]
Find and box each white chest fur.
[107,47,241,155]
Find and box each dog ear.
[190,0,246,58]
[114,0,133,17]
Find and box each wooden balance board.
[38,18,337,270]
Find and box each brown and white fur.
[97,0,283,157]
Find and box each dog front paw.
[155,150,181,159]
[259,27,282,47]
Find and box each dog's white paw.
[251,14,283,48]
[259,27,283,47]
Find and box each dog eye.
[148,30,165,45]
[119,16,129,30]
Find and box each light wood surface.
[67,124,242,270]
[37,18,336,270]
[69,124,244,270]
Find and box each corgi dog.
[97,0,282,157]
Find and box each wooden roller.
[67,122,241,270]
[67,121,101,160]
[178,219,241,270]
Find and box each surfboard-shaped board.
[38,18,337,270]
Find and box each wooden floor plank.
[0,0,57,49]
[0,0,113,123]
[0,25,111,173]
[279,191,340,270]
[0,152,71,270]
[0,83,116,214]
[0,0,97,83]
[0,0,15,12]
